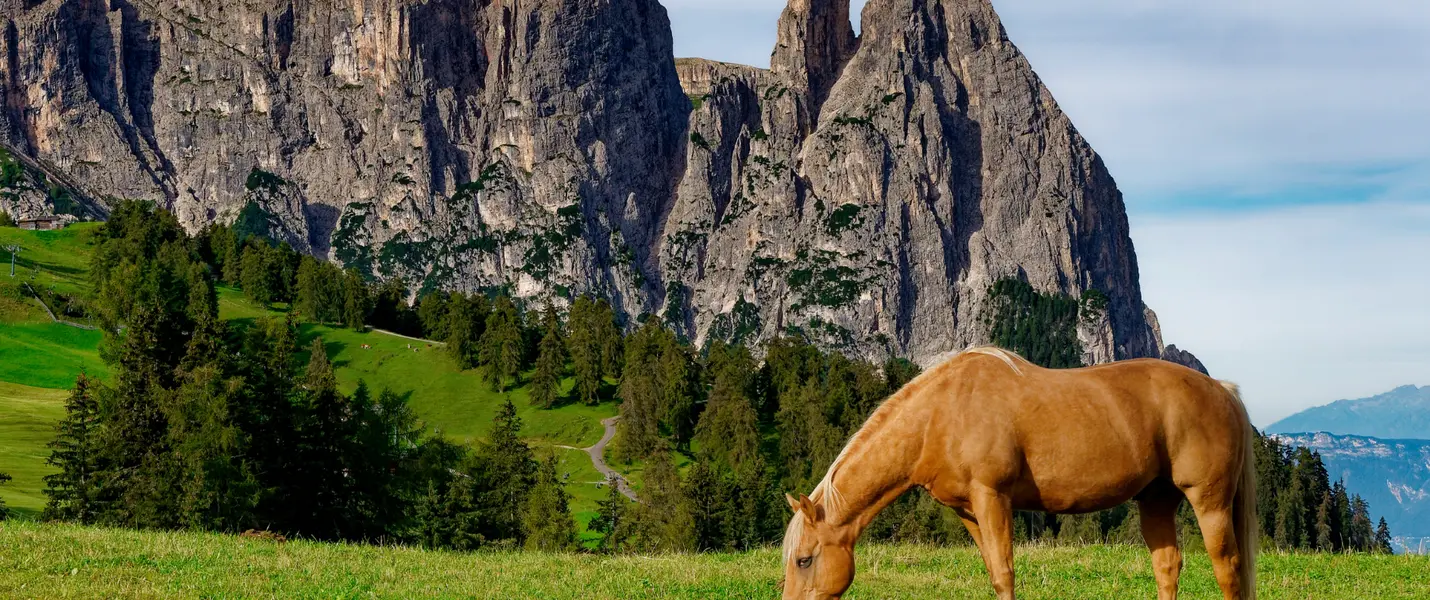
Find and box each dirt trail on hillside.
[576,417,636,501]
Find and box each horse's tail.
[1221,381,1258,600]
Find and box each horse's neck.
[821,406,923,533]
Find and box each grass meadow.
[1,520,1426,599]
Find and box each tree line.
[42,201,575,550]
[35,201,1395,554]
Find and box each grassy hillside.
[2,521,1427,599]
[0,223,99,304]
[0,223,623,528]
[0,382,66,518]
[0,323,106,389]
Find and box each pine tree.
[239,243,272,305]
[728,457,782,550]
[1273,477,1304,549]
[656,330,697,450]
[417,292,450,340]
[694,352,761,472]
[181,269,225,370]
[1374,518,1393,553]
[530,305,566,408]
[684,461,732,551]
[1314,491,1334,551]
[1349,495,1373,551]
[1331,480,1352,551]
[480,397,537,543]
[0,472,9,520]
[591,474,635,553]
[43,374,104,523]
[634,451,695,552]
[445,293,486,370]
[567,296,620,405]
[165,365,258,530]
[284,336,354,539]
[417,452,488,551]
[615,320,664,462]
[522,454,578,551]
[480,295,524,391]
[99,304,180,528]
[341,268,370,330]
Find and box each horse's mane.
[782,346,1027,561]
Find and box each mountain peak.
[1267,386,1430,440]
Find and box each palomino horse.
[782,347,1257,600]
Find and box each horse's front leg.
[954,508,992,580]
[970,486,1016,600]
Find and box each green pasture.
[1,521,1426,599]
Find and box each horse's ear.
[785,493,802,515]
[798,494,824,522]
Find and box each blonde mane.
[782,346,1027,561]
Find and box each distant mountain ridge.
[1267,385,1430,440]
[1273,432,1430,552]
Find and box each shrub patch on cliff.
[986,278,1083,369]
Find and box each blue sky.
[660,0,1430,425]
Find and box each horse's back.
[938,355,1245,512]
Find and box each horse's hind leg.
[1187,491,1246,600]
[970,486,1016,600]
[1138,489,1185,600]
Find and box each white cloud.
[1134,203,1430,426]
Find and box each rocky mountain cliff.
[0,0,1196,366]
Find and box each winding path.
[560,416,637,502]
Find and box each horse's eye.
[797,557,813,569]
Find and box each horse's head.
[781,493,855,600]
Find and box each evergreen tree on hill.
[634,451,695,553]
[283,337,352,538]
[591,474,635,553]
[522,454,578,552]
[480,295,524,391]
[1349,495,1374,551]
[98,303,181,528]
[0,472,9,520]
[239,242,273,305]
[445,293,487,370]
[341,268,370,330]
[181,268,225,371]
[1315,492,1334,551]
[165,364,258,530]
[615,319,666,462]
[567,295,621,405]
[1375,518,1393,553]
[685,461,732,551]
[479,397,538,543]
[417,292,451,340]
[1332,481,1352,551]
[43,374,104,523]
[694,345,761,473]
[530,304,566,409]
[656,331,697,450]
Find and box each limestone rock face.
[1,0,689,316]
[665,0,1170,364]
[0,0,1198,366]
